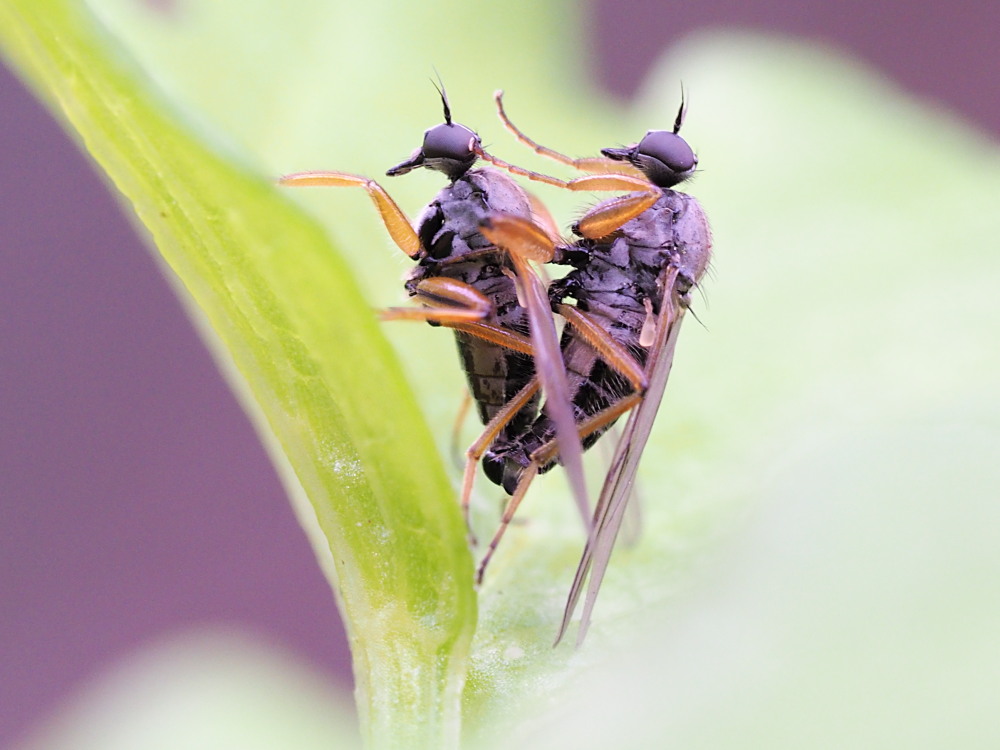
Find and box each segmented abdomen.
[408,169,540,434]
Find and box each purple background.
[2,0,998,745]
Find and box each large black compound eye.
[633,130,697,188]
[422,122,479,180]
[423,122,477,162]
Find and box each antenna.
[673,83,687,134]
[430,70,452,125]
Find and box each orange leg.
[540,393,643,465]
[449,390,474,470]
[279,171,422,259]
[380,276,538,357]
[479,213,557,264]
[493,90,645,179]
[379,277,493,325]
[474,144,654,196]
[572,191,660,239]
[556,305,647,391]
[448,321,535,355]
[475,464,539,583]
[460,377,542,543]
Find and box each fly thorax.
[625,192,681,249]
[467,169,532,219]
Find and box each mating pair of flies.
[281,88,711,644]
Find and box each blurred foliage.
[2,0,999,747]
[14,631,360,750]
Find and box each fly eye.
[422,122,478,161]
[636,130,696,186]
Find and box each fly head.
[387,83,481,181]
[601,98,697,188]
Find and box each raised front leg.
[473,143,655,196]
[279,171,423,259]
[493,90,645,179]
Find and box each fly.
[474,91,712,641]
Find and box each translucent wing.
[507,249,591,530]
[557,265,686,645]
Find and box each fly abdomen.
[456,330,538,430]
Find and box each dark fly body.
[486,190,709,486]
[474,92,712,638]
[279,88,589,562]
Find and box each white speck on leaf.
[320,440,364,487]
